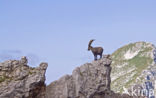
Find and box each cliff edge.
[46,55,135,98]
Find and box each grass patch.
[0,76,6,83]
[112,43,135,60]
[29,71,33,75]
[80,71,83,76]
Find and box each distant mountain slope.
[111,42,156,97]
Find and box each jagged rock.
[0,57,48,98]
[46,55,112,98]
[46,54,145,98]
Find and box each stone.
[46,55,112,98]
[0,57,48,98]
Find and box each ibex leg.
[100,54,102,59]
[94,55,97,61]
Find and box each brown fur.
[88,39,103,60]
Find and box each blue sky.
[0,0,156,84]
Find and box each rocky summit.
[46,55,138,98]
[0,56,48,98]
[46,55,112,98]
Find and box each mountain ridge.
[111,41,156,97]
[0,41,155,98]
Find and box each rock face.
[0,56,48,98]
[46,54,145,98]
[111,42,156,97]
[46,55,112,98]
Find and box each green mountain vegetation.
[111,42,155,93]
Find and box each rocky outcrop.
[46,53,146,98]
[46,55,132,98]
[0,56,48,98]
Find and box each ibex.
[88,39,103,61]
